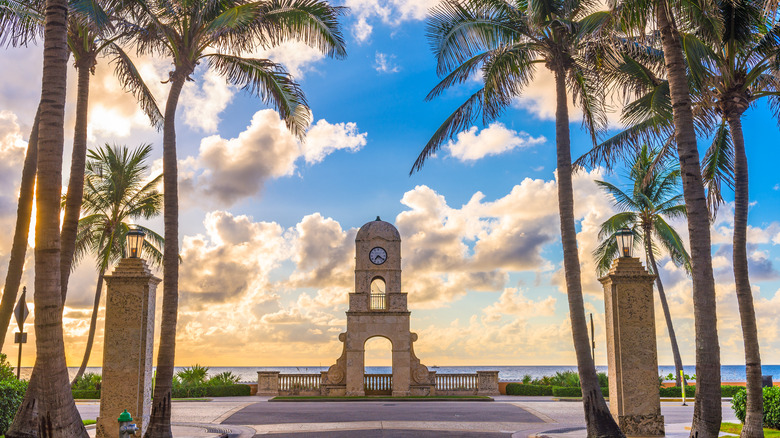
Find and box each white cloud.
[446,122,545,162]
[374,52,400,73]
[180,109,367,207]
[344,0,440,41]
[301,119,367,164]
[180,68,235,133]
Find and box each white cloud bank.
[180,109,367,207]
[446,122,546,161]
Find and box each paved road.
[77,395,741,437]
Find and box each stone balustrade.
[256,370,499,397]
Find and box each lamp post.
[615,228,634,257]
[97,226,157,437]
[126,228,146,258]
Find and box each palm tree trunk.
[726,114,763,438]
[0,106,39,355]
[145,71,186,438]
[60,61,93,303]
[5,0,87,433]
[655,3,721,436]
[644,227,685,388]
[70,267,105,386]
[553,68,623,438]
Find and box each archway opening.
[364,336,392,395]
[370,277,386,310]
[364,336,392,374]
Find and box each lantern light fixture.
[616,228,634,258]
[126,228,146,259]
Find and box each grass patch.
[172,398,211,402]
[721,422,780,437]
[83,420,96,426]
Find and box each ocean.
[19,365,780,383]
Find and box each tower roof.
[356,216,400,242]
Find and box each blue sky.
[1,0,780,368]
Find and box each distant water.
[17,365,780,383]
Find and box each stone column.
[256,371,280,396]
[96,258,159,438]
[477,371,499,396]
[599,257,664,437]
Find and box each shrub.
[206,384,251,397]
[71,372,101,391]
[597,372,609,388]
[721,386,744,397]
[505,383,553,396]
[176,364,209,387]
[172,384,250,398]
[552,386,582,397]
[521,374,532,385]
[551,386,609,398]
[658,386,696,397]
[208,371,241,386]
[732,386,780,429]
[1,378,28,435]
[0,354,14,382]
[72,389,100,399]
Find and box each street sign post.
[14,287,28,379]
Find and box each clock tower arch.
[322,217,434,396]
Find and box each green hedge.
[659,385,696,397]
[732,386,780,429]
[658,385,743,398]
[172,384,250,398]
[550,386,609,398]
[1,379,28,435]
[505,384,553,396]
[72,389,101,399]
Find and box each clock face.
[369,247,387,265]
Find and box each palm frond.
[106,42,164,129]
[205,54,310,139]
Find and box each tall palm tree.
[0,0,162,351]
[608,1,724,433]
[69,143,164,385]
[593,145,689,388]
[412,0,623,435]
[60,0,164,304]
[0,1,43,355]
[694,1,780,434]
[0,107,37,355]
[4,0,88,432]
[584,3,778,431]
[124,0,346,435]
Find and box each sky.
[1,0,780,369]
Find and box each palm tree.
[593,145,689,388]
[0,0,162,351]
[607,2,724,433]
[583,2,777,431]
[4,0,88,432]
[413,0,623,435]
[123,0,346,435]
[69,144,164,385]
[0,107,37,355]
[60,0,164,303]
[694,1,780,434]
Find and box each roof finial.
[375,216,381,221]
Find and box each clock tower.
[322,217,434,396]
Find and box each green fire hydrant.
[118,409,139,437]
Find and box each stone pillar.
[599,257,664,437]
[477,371,499,396]
[96,258,159,438]
[256,371,280,396]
